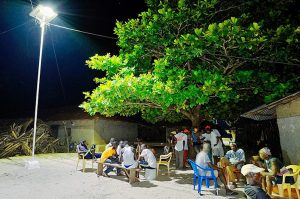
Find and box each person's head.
[230,142,238,152]
[109,138,115,144]
[241,164,264,185]
[111,141,118,149]
[204,125,212,134]
[80,139,86,145]
[202,143,210,153]
[183,128,190,134]
[118,140,124,146]
[259,147,271,160]
[123,140,129,146]
[141,144,148,151]
[193,127,199,133]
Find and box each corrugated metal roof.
[241,91,300,121]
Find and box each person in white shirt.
[203,125,224,164]
[121,141,138,169]
[195,143,237,196]
[174,129,187,169]
[138,144,156,169]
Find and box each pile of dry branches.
[0,119,59,158]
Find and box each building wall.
[49,119,95,148]
[276,97,300,165]
[94,119,138,151]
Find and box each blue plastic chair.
[188,159,218,195]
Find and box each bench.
[97,162,139,184]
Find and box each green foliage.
[81,0,300,125]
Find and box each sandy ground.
[0,153,246,199]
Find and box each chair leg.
[193,176,197,190]
[157,164,159,176]
[82,159,86,172]
[277,184,284,197]
[287,186,292,199]
[198,177,203,193]
[295,187,300,199]
[206,178,209,188]
[76,159,79,170]
[167,164,170,175]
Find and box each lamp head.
[29,5,57,24]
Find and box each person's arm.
[256,190,272,199]
[261,160,278,177]
[237,150,246,164]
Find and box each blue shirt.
[225,149,245,164]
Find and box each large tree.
[80,0,300,127]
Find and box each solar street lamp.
[26,5,57,169]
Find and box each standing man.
[174,129,187,169]
[203,125,224,164]
[241,164,271,199]
[183,128,190,168]
[191,127,202,154]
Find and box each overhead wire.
[49,27,67,104]
[0,21,30,36]
[49,23,116,40]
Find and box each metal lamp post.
[26,5,57,169]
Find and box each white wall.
[277,116,300,165]
[276,97,300,165]
[94,119,138,143]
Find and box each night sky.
[0,0,146,117]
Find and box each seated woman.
[77,140,101,159]
[259,147,293,197]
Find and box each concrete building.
[45,107,139,152]
[241,91,300,164]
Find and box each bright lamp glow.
[29,5,57,23]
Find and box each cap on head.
[205,125,211,130]
[230,142,237,147]
[241,164,264,176]
[170,131,176,135]
[259,147,271,156]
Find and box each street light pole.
[31,19,45,160]
[27,6,57,169]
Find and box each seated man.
[100,142,121,177]
[221,142,245,186]
[241,164,271,199]
[77,140,101,159]
[138,144,156,170]
[196,143,237,195]
[259,147,293,196]
[121,141,138,169]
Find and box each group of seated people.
[195,139,293,198]
[99,138,156,177]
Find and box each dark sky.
[0,0,146,117]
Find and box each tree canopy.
[80,0,300,126]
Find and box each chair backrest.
[286,165,300,173]
[188,159,215,178]
[159,152,172,162]
[188,159,200,176]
